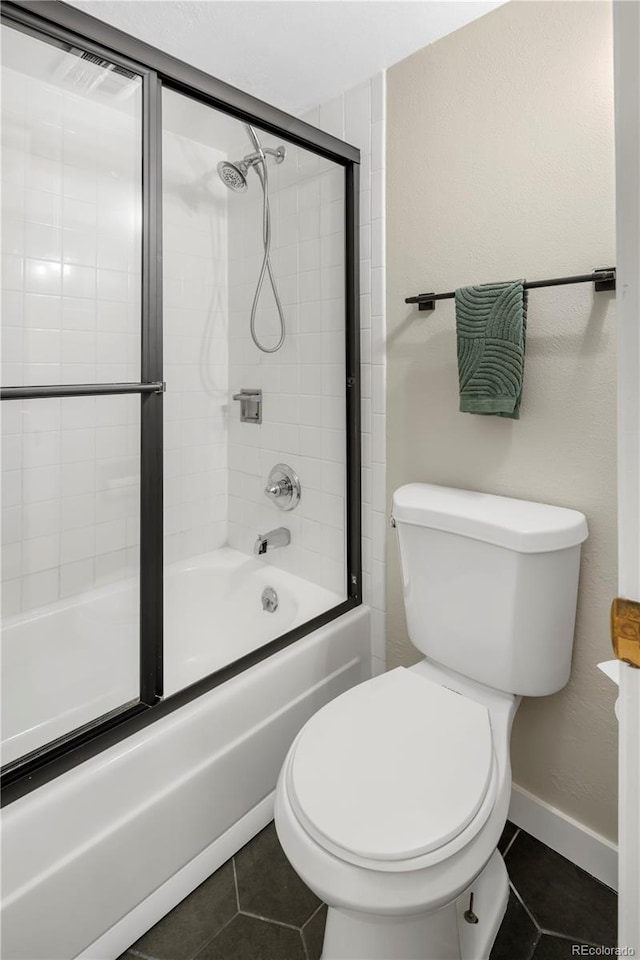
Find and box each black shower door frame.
[0,0,361,805]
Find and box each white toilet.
[275,483,588,960]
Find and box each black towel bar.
[405,268,616,312]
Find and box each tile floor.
[118,821,617,960]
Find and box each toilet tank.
[392,484,588,696]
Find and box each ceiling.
[68,1,506,115]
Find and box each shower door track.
[0,0,361,806]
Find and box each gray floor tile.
[532,934,592,959]
[194,913,306,960]
[235,822,321,927]
[130,859,237,960]
[506,832,617,946]
[118,825,618,960]
[498,821,519,855]
[302,904,328,960]
[490,890,539,960]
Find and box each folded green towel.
[455,280,528,419]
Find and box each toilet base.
[320,850,509,960]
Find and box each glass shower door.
[161,88,350,696]
[1,0,360,801]
[1,22,145,762]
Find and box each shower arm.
[244,146,286,167]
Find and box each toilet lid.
[288,668,494,863]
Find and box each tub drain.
[262,587,278,612]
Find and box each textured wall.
[386,1,618,841]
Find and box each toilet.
[275,483,589,960]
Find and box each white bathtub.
[1,547,345,764]
[1,550,371,960]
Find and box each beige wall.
[386,0,618,841]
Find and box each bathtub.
[2,547,347,764]
[1,550,371,960]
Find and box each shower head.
[217,160,249,193]
[217,138,286,193]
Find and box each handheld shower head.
[217,138,286,193]
[216,160,249,192]
[216,125,288,353]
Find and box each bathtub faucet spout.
[254,527,291,556]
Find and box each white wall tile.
[2,322,22,366]
[2,542,22,581]
[60,559,95,599]
[371,73,385,125]
[371,217,384,270]
[25,223,61,262]
[319,97,345,139]
[345,82,372,153]
[2,65,386,651]
[22,533,59,575]
[2,579,22,617]
[21,568,59,608]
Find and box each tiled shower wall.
[225,73,387,626]
[303,75,387,671]
[0,69,231,616]
[226,133,347,596]
[162,124,228,566]
[2,59,386,660]
[1,64,142,615]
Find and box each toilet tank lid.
[392,484,588,553]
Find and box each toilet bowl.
[275,661,517,959]
[275,484,588,960]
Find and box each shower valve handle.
[264,464,301,511]
[265,479,291,501]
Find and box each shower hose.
[250,156,286,353]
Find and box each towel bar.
[405,267,616,312]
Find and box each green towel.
[455,280,527,419]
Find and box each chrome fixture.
[254,527,291,556]
[261,587,279,613]
[232,387,262,423]
[217,145,286,192]
[264,463,301,511]
[217,124,287,354]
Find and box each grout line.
[128,951,156,960]
[300,901,325,930]
[300,902,325,960]
[232,856,240,912]
[501,827,520,860]
[190,910,240,960]
[528,930,542,960]
[301,923,311,960]
[238,909,303,932]
[536,928,616,950]
[508,880,541,932]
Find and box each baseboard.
[508,784,618,891]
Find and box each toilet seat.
[286,668,497,870]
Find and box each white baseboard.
[508,784,618,892]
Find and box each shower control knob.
[266,480,290,499]
[264,464,301,511]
